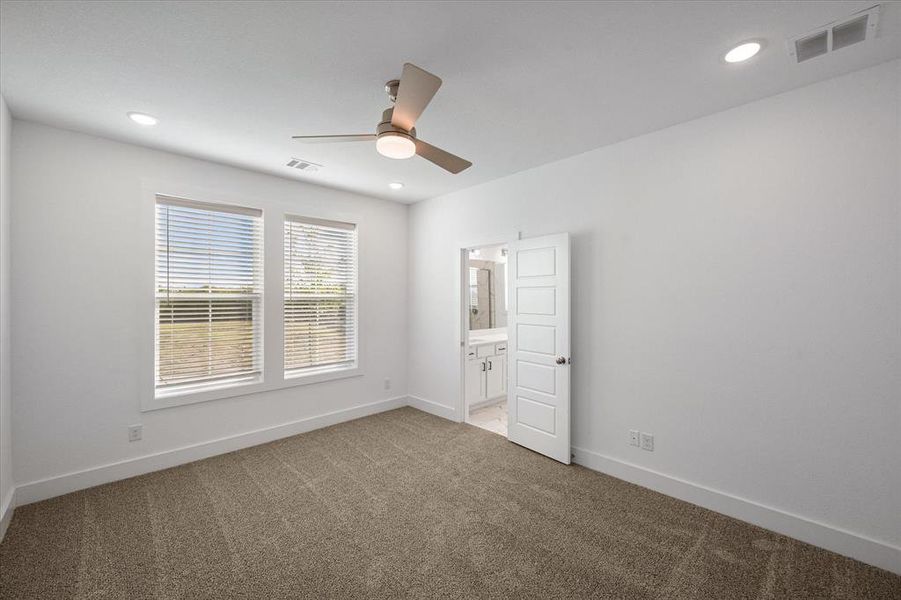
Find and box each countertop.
[468,331,508,346]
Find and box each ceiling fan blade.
[414,139,472,174]
[291,134,376,143]
[391,63,442,131]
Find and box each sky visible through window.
[157,204,258,294]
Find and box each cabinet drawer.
[466,349,479,360]
[477,344,494,358]
[494,343,507,354]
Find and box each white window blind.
[284,215,357,377]
[155,196,263,395]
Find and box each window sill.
[141,367,363,412]
[285,365,360,385]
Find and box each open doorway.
[461,242,508,436]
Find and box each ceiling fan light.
[376,132,416,159]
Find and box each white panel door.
[507,233,571,463]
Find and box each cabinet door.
[479,359,487,399]
[486,354,505,399]
[465,357,484,407]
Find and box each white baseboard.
[407,395,458,421]
[572,446,901,575]
[0,487,14,543]
[8,397,897,575]
[15,396,407,506]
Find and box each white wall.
[10,121,408,492]
[3,57,898,570]
[0,95,13,533]
[408,61,901,563]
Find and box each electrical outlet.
[128,425,143,442]
[384,378,391,390]
[629,429,640,446]
[640,432,654,452]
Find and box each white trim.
[285,214,355,230]
[572,446,901,575]
[138,179,366,412]
[282,366,361,386]
[147,192,266,411]
[5,400,896,575]
[16,396,407,506]
[156,193,262,216]
[0,487,14,543]
[407,395,458,421]
[283,212,359,385]
[144,369,364,412]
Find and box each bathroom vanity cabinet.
[465,339,507,409]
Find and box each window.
[469,267,479,312]
[155,196,263,396]
[284,216,357,377]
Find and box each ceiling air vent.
[795,31,829,62]
[286,158,322,173]
[788,4,881,63]
[832,15,870,51]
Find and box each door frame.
[457,236,516,424]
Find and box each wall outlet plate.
[384,378,391,390]
[640,432,654,452]
[629,429,640,446]
[128,424,143,442]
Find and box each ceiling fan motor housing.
[377,107,416,140]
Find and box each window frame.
[283,214,359,381]
[139,184,363,413]
[154,195,265,397]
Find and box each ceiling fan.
[292,63,472,174]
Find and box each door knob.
[555,356,566,365]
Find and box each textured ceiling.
[1,1,899,202]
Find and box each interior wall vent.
[286,158,322,173]
[787,4,881,63]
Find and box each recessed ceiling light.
[127,112,158,126]
[388,182,404,190]
[724,41,762,63]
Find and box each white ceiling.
[1,1,899,203]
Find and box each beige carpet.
[1,407,898,599]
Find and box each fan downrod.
[384,79,400,103]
